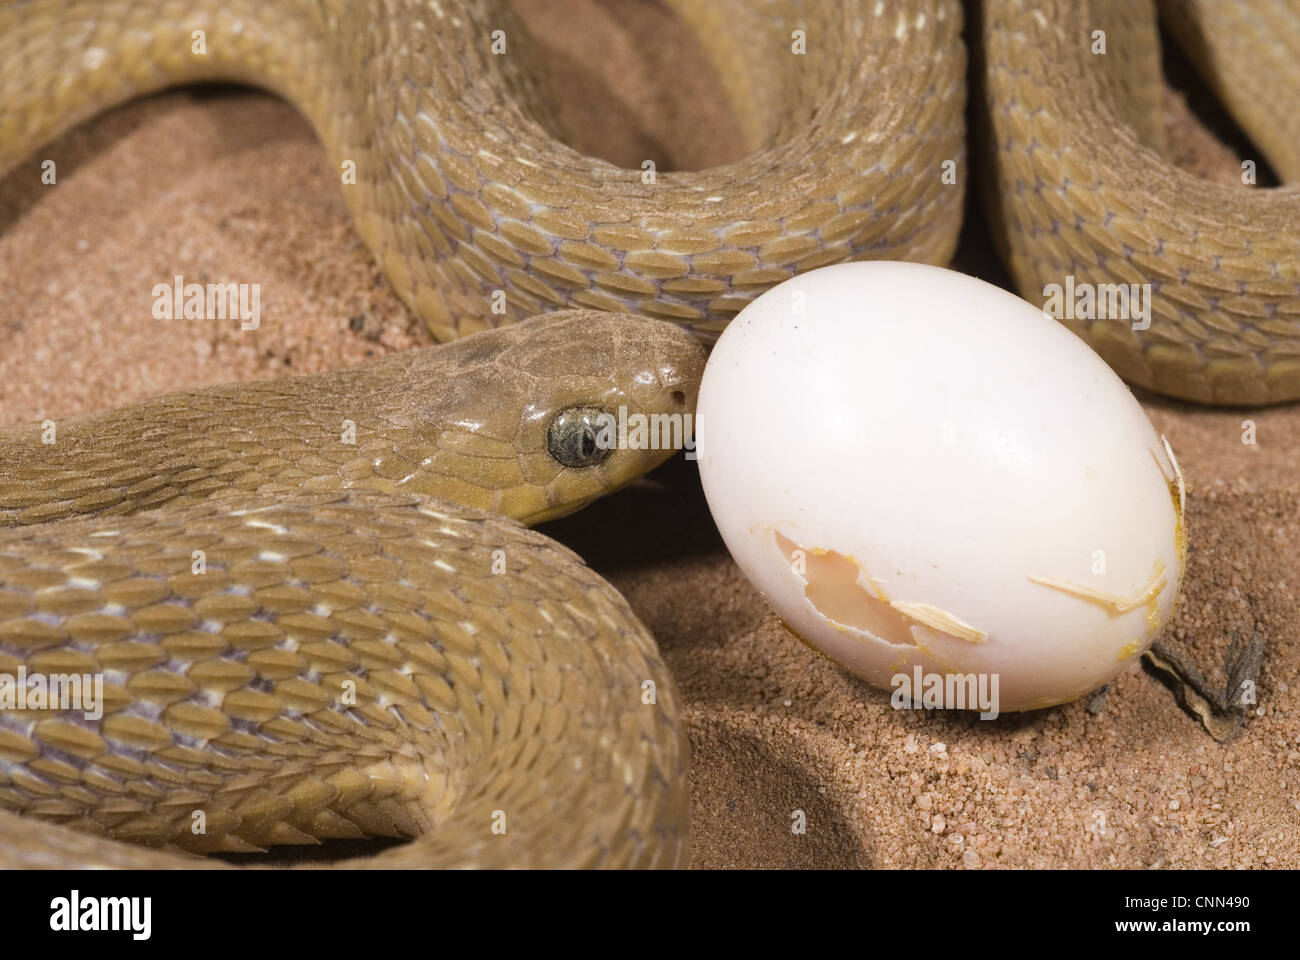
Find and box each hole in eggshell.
[773,531,917,646]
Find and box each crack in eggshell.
[1149,437,1188,583]
[772,530,987,651]
[1027,559,1167,612]
[1159,435,1186,516]
[1027,557,1168,643]
[1019,441,1185,668]
[1116,638,1142,662]
[886,600,987,644]
[1159,435,1189,587]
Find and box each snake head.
[398,310,707,526]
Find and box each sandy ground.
[1,0,1298,868]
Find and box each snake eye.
[547,407,612,468]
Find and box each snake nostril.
[671,390,686,406]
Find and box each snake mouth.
[525,445,686,527]
[521,492,604,527]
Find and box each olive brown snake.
[0,312,704,868]
[0,0,1296,866]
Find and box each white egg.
[696,261,1186,715]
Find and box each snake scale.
[0,311,704,867]
[0,0,1297,867]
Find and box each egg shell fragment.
[695,261,1186,713]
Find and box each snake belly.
[0,312,706,867]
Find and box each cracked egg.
[696,262,1187,712]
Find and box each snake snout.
[500,312,708,526]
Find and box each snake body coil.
[0,0,967,339]
[985,0,1300,404]
[0,313,704,867]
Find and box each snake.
[0,0,1296,866]
[984,0,1300,405]
[0,311,704,867]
